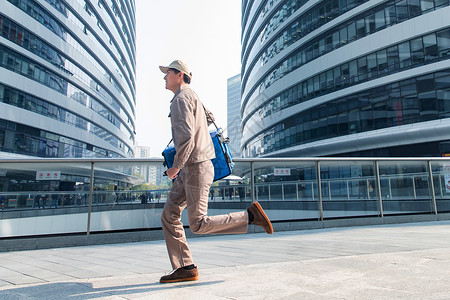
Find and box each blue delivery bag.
[162,130,234,182]
[210,131,234,181]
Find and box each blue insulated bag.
[210,130,234,181]
[162,130,234,182]
[162,146,176,169]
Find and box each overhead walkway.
[1,220,450,299]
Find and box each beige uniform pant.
[161,160,248,270]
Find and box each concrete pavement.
[1,220,450,299]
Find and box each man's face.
[164,69,182,93]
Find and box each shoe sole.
[254,201,274,234]
[160,275,199,283]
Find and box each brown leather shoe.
[248,201,273,234]
[160,266,199,283]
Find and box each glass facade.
[241,0,450,158]
[0,0,135,158]
[227,74,242,157]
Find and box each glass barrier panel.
[252,160,319,221]
[319,160,378,218]
[430,161,450,213]
[0,160,92,238]
[0,161,93,210]
[92,160,168,232]
[210,160,252,204]
[378,160,433,215]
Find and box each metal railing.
[1,157,450,237]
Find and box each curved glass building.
[0,0,136,158]
[241,0,450,158]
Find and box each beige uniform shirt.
[170,84,215,170]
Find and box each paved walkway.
[1,220,450,299]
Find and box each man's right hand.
[166,167,180,180]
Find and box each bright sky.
[134,0,242,157]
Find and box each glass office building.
[227,73,242,157]
[0,0,136,158]
[241,0,450,158]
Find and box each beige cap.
[159,60,192,79]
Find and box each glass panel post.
[328,181,331,200]
[375,160,384,217]
[317,161,323,221]
[346,180,350,200]
[87,161,94,235]
[427,160,438,215]
[251,161,255,203]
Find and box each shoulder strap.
[202,103,219,131]
[165,139,173,149]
